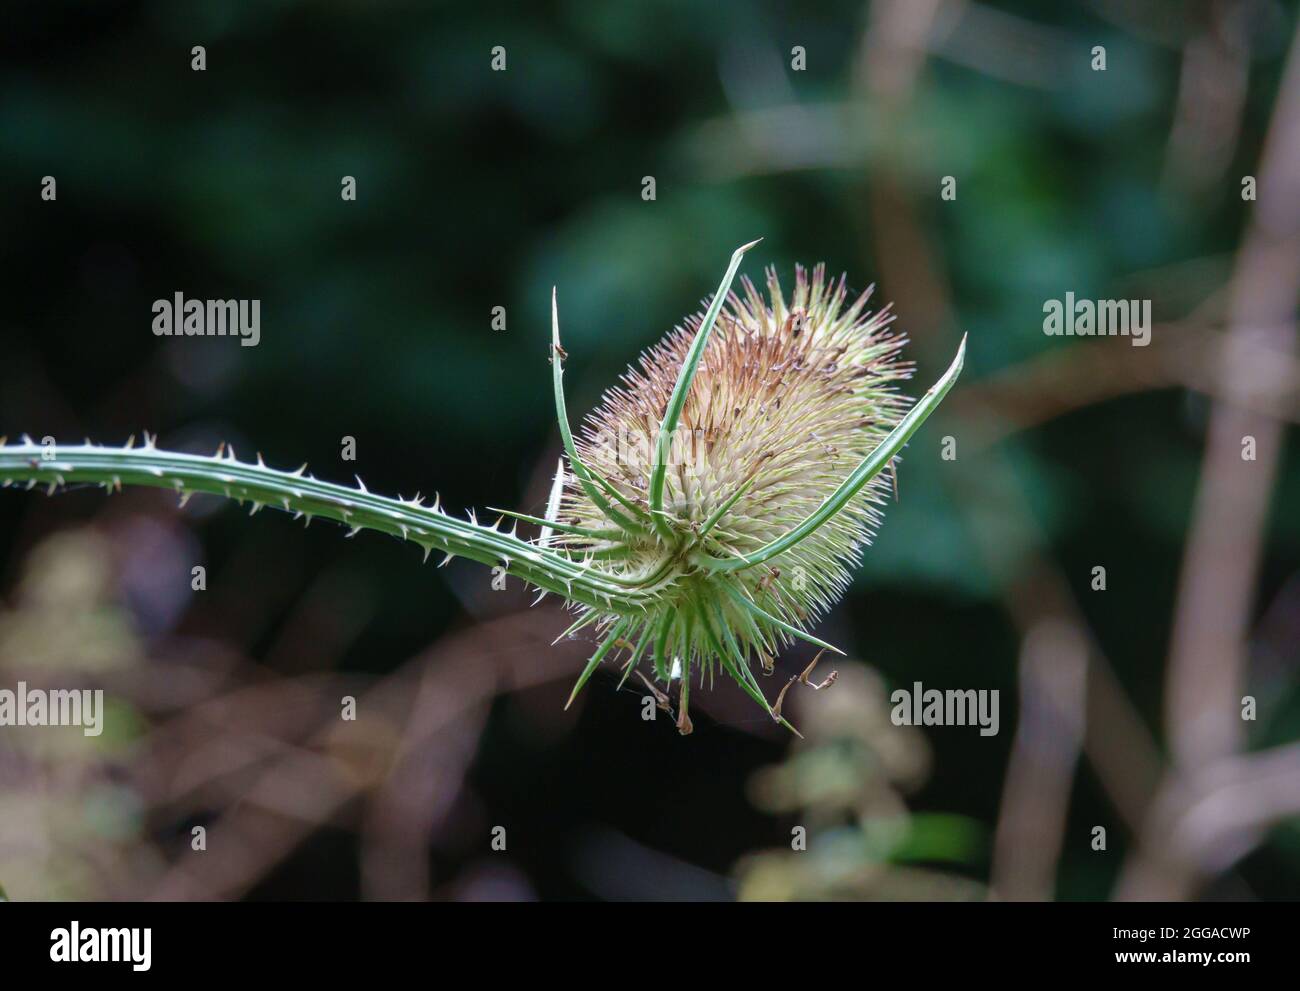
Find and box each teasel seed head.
[548,242,965,733]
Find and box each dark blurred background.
[0,0,1297,901]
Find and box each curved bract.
[0,242,964,734]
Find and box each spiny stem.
[0,439,659,614]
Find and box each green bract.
[0,241,964,734]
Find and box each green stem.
[0,438,658,614]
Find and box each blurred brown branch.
[1120,10,1300,900]
[854,0,1166,902]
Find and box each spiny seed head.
[554,263,913,720]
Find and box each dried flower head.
[543,241,965,732]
